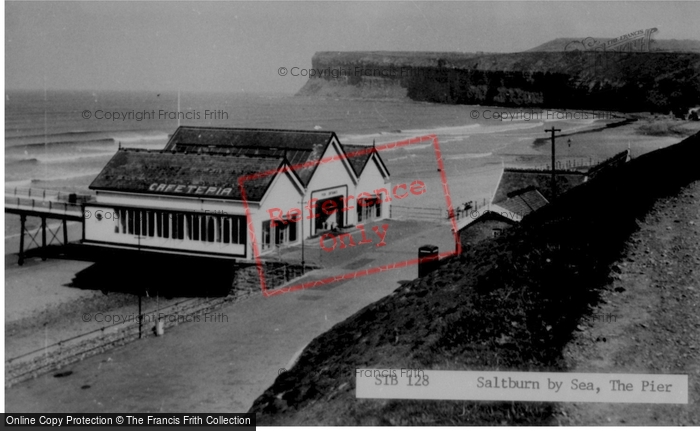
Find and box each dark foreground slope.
[298,50,700,113]
[249,132,700,425]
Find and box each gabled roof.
[492,168,587,203]
[455,205,521,232]
[343,144,390,178]
[163,126,337,186]
[164,126,335,152]
[89,149,285,202]
[497,187,549,218]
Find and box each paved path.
[5,220,456,413]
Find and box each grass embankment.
[635,117,700,137]
[249,132,700,425]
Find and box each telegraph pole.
[545,127,562,200]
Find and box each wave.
[30,172,100,183]
[5,129,169,149]
[32,153,116,164]
[445,152,493,160]
[110,131,170,144]
[339,121,544,147]
[5,170,102,187]
[401,123,482,136]
[7,138,116,151]
[6,158,39,165]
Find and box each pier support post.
[41,216,47,261]
[138,292,143,339]
[19,215,26,266]
[63,218,68,247]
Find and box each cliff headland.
[297,39,700,114]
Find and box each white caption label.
[355,369,687,404]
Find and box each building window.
[155,212,162,237]
[185,214,192,240]
[207,216,215,242]
[262,220,271,250]
[289,219,297,242]
[358,195,381,223]
[231,217,240,244]
[223,218,230,244]
[176,213,185,240]
[262,218,297,251]
[119,209,127,233]
[193,215,200,240]
[162,212,170,238]
[147,211,155,237]
[275,223,284,246]
[112,209,245,247]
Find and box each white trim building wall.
[84,127,390,261]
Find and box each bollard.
[418,245,439,278]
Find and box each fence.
[5,257,319,387]
[6,187,94,203]
[5,294,238,388]
[391,205,444,222]
[508,157,603,172]
[5,196,83,215]
[448,198,494,222]
[5,187,93,217]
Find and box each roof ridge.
[173,125,335,135]
[121,147,285,162]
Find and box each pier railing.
[5,188,93,217]
[7,187,94,202]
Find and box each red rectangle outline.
[237,134,461,297]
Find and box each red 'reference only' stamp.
[237,134,460,297]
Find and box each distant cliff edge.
[296,44,700,114]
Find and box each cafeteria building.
[84,126,390,260]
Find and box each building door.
[357,194,381,223]
[315,196,344,233]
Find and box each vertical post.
[41,216,47,261]
[138,212,143,338]
[138,292,142,339]
[300,198,305,274]
[19,215,26,266]
[545,127,561,200]
[63,218,68,247]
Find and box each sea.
[5,89,604,212]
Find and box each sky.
[5,1,700,94]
